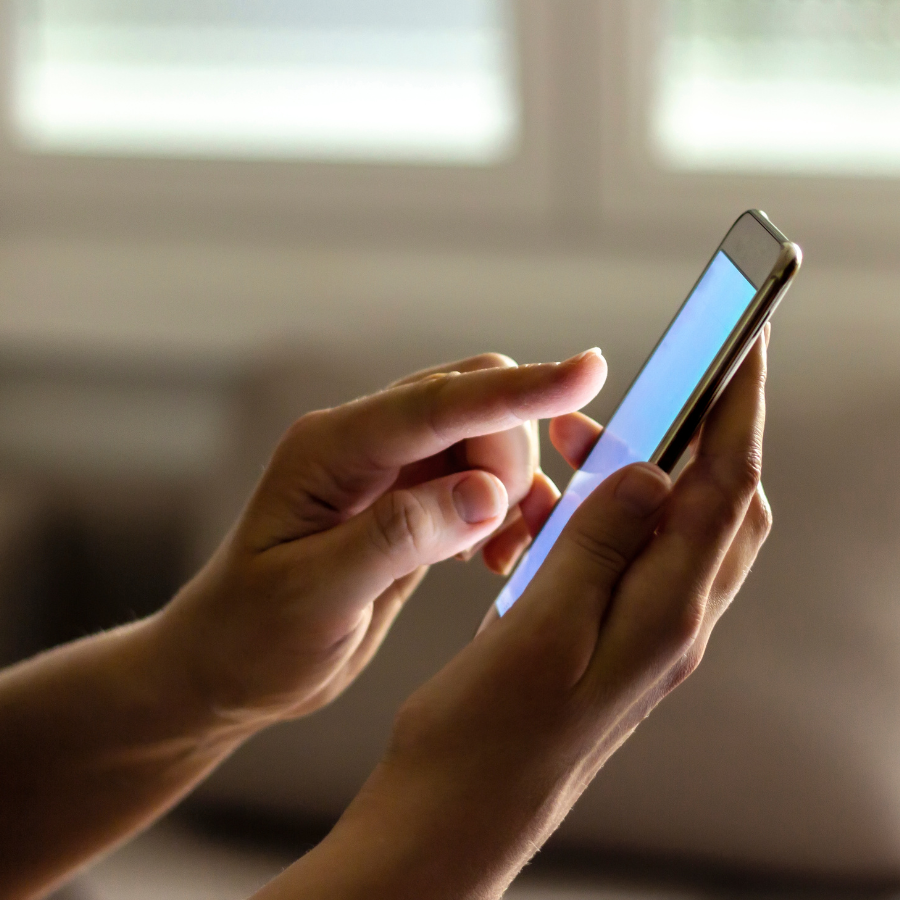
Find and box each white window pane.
[653,0,900,176]
[13,0,519,165]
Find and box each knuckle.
[565,526,631,580]
[657,595,706,664]
[283,407,329,445]
[269,409,332,477]
[473,352,518,370]
[706,583,739,624]
[713,452,762,513]
[748,486,774,545]
[371,490,433,563]
[674,602,705,654]
[709,488,748,536]
[700,439,763,512]
[420,372,460,387]
[728,444,764,500]
[693,450,763,541]
[420,372,460,442]
[665,644,706,693]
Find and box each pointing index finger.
[332,349,607,473]
[389,352,518,388]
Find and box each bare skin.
[255,331,772,899]
[0,336,772,900]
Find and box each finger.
[283,470,509,630]
[482,513,531,575]
[692,333,767,481]
[390,352,518,388]
[549,412,603,470]
[461,414,539,510]
[504,463,672,690]
[640,482,774,712]
[395,356,538,507]
[313,349,605,484]
[584,335,767,702]
[293,567,428,713]
[250,351,604,551]
[519,470,561,537]
[480,470,560,574]
[704,482,772,623]
[458,463,560,568]
[455,504,520,562]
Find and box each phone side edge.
[651,242,801,473]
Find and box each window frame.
[596,0,900,265]
[0,0,559,240]
[1,0,898,264]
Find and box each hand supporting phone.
[495,210,801,616]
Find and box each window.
[653,0,900,176]
[3,1,898,259]
[13,0,519,164]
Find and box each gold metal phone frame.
[649,211,802,473]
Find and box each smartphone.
[495,210,801,617]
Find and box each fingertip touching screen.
[495,250,757,616]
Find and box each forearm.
[0,612,253,900]
[254,742,571,900]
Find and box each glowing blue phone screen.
[495,251,756,616]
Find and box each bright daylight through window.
[654,0,900,175]
[12,0,519,164]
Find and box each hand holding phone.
[495,210,801,615]
[316,309,781,900]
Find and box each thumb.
[504,463,671,683]
[297,470,509,625]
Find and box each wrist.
[144,596,271,749]
[291,736,561,900]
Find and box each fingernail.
[615,465,670,517]
[763,322,772,347]
[569,347,603,364]
[453,473,506,524]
